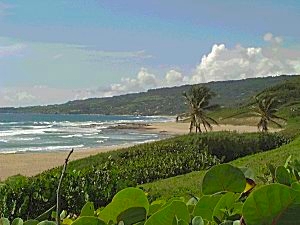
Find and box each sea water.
[0,113,171,153]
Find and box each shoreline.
[0,121,282,181]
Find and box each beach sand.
[0,121,281,181]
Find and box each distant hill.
[1,75,298,116]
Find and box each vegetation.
[1,161,300,225]
[1,75,300,224]
[141,135,300,201]
[0,132,287,219]
[179,85,218,133]
[0,75,296,115]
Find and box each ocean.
[0,113,171,154]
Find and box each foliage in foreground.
[1,159,300,225]
[0,132,288,219]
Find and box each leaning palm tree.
[223,94,286,132]
[177,85,219,133]
[252,95,286,132]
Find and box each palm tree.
[223,94,286,132]
[252,95,286,132]
[177,85,218,133]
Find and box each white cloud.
[164,69,190,86]
[0,43,26,57]
[191,37,299,83]
[0,2,14,16]
[165,70,183,85]
[109,68,158,94]
[263,32,283,44]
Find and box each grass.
[141,135,300,201]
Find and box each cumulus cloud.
[263,32,283,44]
[109,68,158,94]
[191,36,299,83]
[0,43,26,57]
[165,70,183,85]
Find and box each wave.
[60,134,84,138]
[0,129,46,137]
[14,137,41,141]
[0,144,85,154]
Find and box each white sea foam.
[60,134,84,138]
[0,129,46,137]
[0,144,85,153]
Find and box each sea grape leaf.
[23,220,39,225]
[213,192,240,223]
[0,218,10,225]
[291,182,300,191]
[240,167,255,181]
[80,201,95,216]
[187,197,198,214]
[99,187,149,224]
[177,219,189,225]
[149,199,166,216]
[117,207,146,225]
[12,218,23,225]
[72,216,106,225]
[202,164,246,195]
[276,166,292,186]
[145,200,189,225]
[193,195,222,221]
[267,163,276,181]
[191,216,204,225]
[37,221,56,225]
[243,183,300,225]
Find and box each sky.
[0,0,300,107]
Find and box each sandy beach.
[0,121,281,181]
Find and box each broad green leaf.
[62,218,73,225]
[240,167,255,181]
[243,183,300,225]
[284,155,292,168]
[191,216,204,225]
[24,220,39,225]
[202,164,246,195]
[187,197,198,214]
[220,222,234,225]
[117,207,146,225]
[276,166,292,186]
[233,221,241,225]
[80,202,95,216]
[12,218,23,225]
[99,187,149,224]
[72,216,106,225]
[60,210,67,220]
[149,200,166,216]
[0,218,10,225]
[193,195,222,221]
[145,200,189,225]
[177,219,189,225]
[291,182,300,191]
[37,221,56,225]
[267,163,276,180]
[213,192,240,223]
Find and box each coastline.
[0,121,282,181]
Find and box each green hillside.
[0,75,297,115]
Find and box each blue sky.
[0,0,300,106]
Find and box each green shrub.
[0,132,288,219]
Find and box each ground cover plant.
[1,160,300,225]
[141,135,300,201]
[0,132,288,219]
